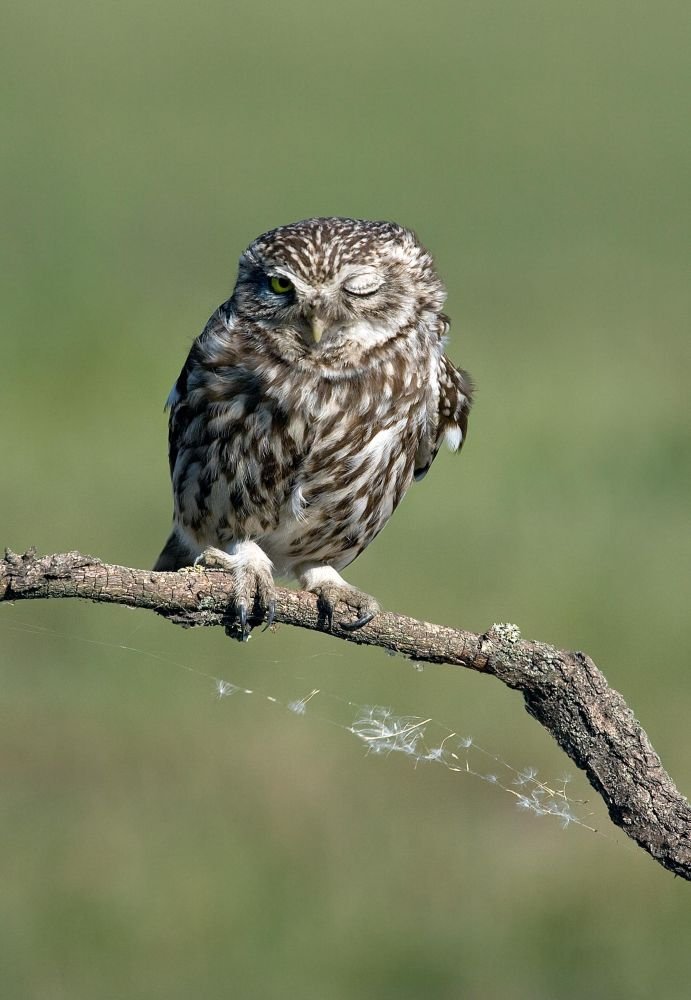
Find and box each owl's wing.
[162,308,234,480]
[414,353,474,481]
[164,355,194,481]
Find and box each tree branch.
[2,547,689,880]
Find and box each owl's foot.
[194,544,275,640]
[299,566,380,631]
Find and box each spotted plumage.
[155,217,473,633]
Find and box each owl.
[155,217,473,635]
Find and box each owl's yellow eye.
[269,275,293,295]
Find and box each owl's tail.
[153,530,195,572]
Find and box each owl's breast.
[264,382,426,573]
[173,344,430,570]
[172,381,310,548]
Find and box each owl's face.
[229,218,446,363]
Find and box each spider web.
[2,614,600,834]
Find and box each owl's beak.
[309,315,327,344]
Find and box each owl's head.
[230,217,446,361]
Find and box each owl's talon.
[263,599,276,631]
[341,610,377,631]
[192,544,275,640]
[323,602,334,632]
[304,571,379,633]
[238,603,248,630]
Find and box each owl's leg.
[195,542,275,639]
[299,565,380,631]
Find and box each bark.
[2,547,689,880]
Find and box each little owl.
[155,217,473,635]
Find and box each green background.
[2,1,690,997]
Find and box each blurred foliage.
[1,0,690,997]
